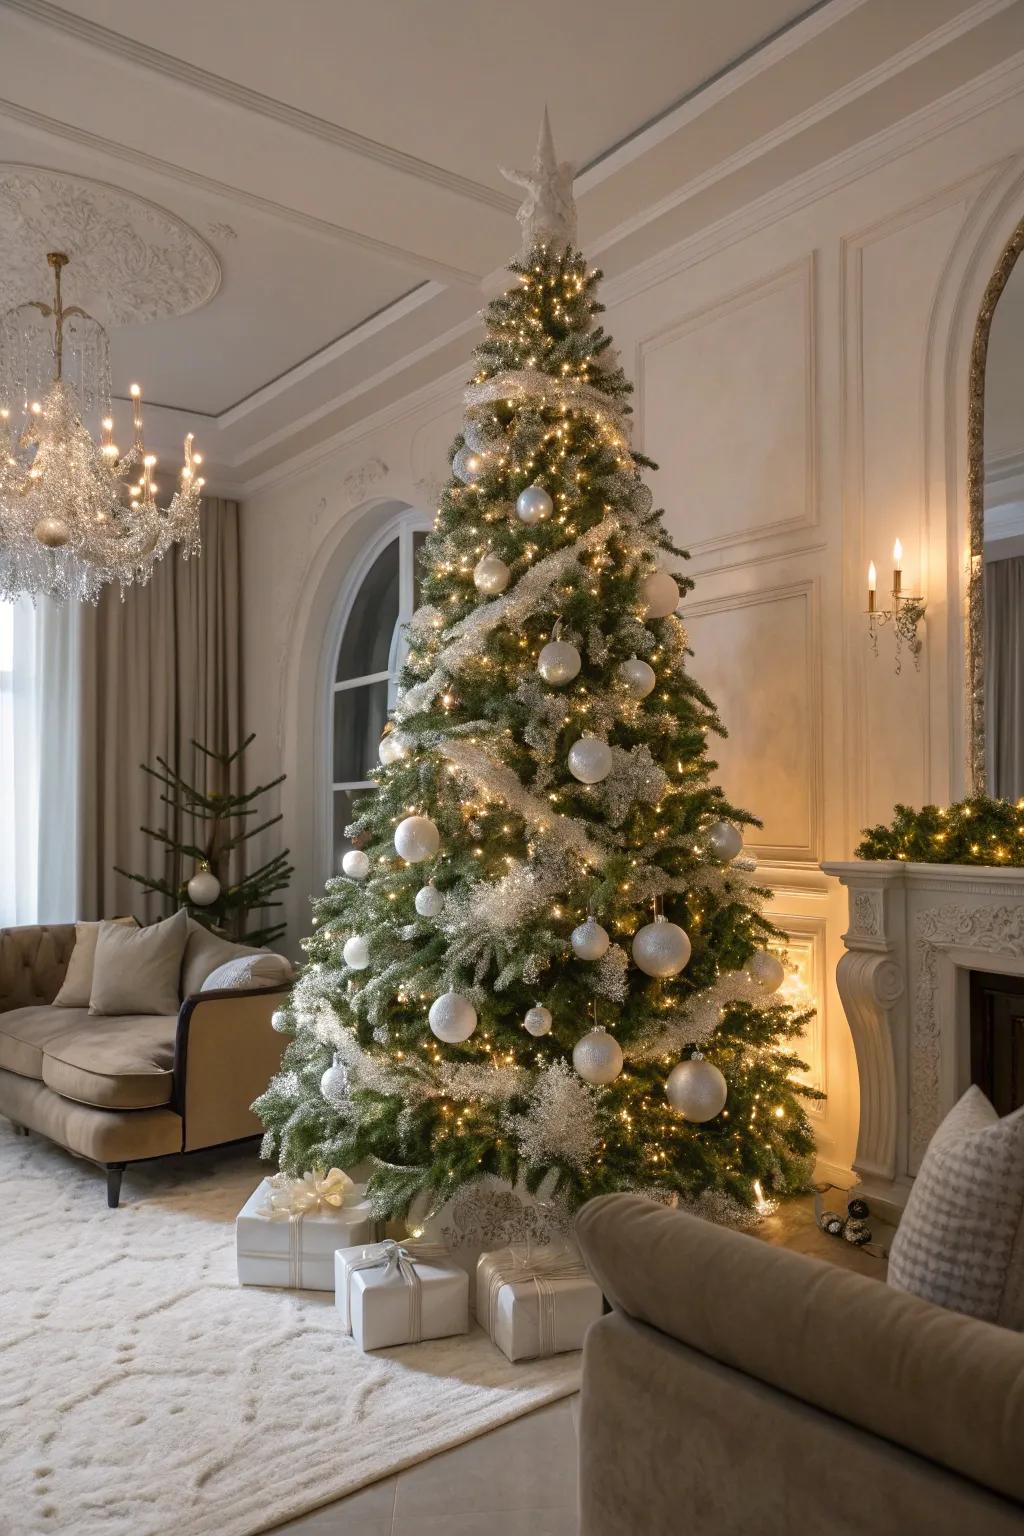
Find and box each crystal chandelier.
[0,252,204,603]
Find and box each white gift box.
[476,1244,603,1362]
[236,1175,374,1291]
[335,1240,469,1351]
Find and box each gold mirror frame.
[967,214,1024,794]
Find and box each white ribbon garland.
[463,369,632,442]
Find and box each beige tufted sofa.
[0,923,289,1206]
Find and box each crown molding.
[0,0,516,215]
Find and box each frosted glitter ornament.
[567,736,613,784]
[320,1053,349,1107]
[640,570,680,619]
[270,1009,289,1032]
[343,934,370,970]
[187,867,220,906]
[394,815,440,863]
[573,1027,623,1085]
[665,1053,727,1121]
[706,820,743,862]
[632,916,691,978]
[516,483,553,524]
[414,882,445,918]
[473,552,511,595]
[453,445,487,483]
[524,1003,553,1036]
[538,639,581,685]
[341,849,370,881]
[428,991,478,1043]
[618,655,656,699]
[34,517,69,548]
[748,949,786,993]
[571,918,610,961]
[378,731,409,767]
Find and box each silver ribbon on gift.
[342,1239,450,1345]
[483,1245,591,1359]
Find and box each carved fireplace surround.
[822,860,1024,1217]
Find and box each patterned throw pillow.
[888,1086,1024,1328]
[200,953,293,992]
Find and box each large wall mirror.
[968,215,1024,797]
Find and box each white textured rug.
[0,1122,580,1536]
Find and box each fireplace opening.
[969,970,1024,1115]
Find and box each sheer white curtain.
[0,597,79,926]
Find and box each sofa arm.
[576,1193,1024,1506]
[0,923,77,1012]
[173,985,289,1153]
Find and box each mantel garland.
[856,795,1024,867]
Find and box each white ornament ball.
[567,736,613,784]
[415,882,445,919]
[618,656,656,699]
[538,640,581,685]
[428,991,478,1043]
[271,1009,289,1032]
[573,1027,624,1085]
[706,820,743,863]
[640,570,680,619]
[343,934,370,970]
[748,949,786,993]
[516,483,553,524]
[34,516,70,548]
[666,1055,728,1122]
[571,918,611,961]
[524,1004,553,1037]
[632,917,692,978]
[378,731,409,767]
[473,552,511,596]
[320,1054,349,1107]
[394,815,440,863]
[453,445,487,484]
[342,849,370,881]
[187,869,221,906]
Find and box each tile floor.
[268,1192,891,1535]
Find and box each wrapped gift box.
[236,1173,374,1291]
[335,1240,469,1350]
[476,1244,603,1362]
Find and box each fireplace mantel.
[822,860,1024,1217]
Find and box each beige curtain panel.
[77,498,243,921]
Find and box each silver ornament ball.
[618,656,656,699]
[538,639,581,686]
[748,949,786,993]
[343,934,370,970]
[270,1009,289,1032]
[187,869,221,906]
[453,446,487,484]
[524,1004,553,1037]
[394,814,440,863]
[414,882,445,919]
[571,918,611,961]
[573,1027,624,1085]
[640,570,680,619]
[706,820,743,862]
[428,991,478,1043]
[473,552,511,595]
[34,516,70,548]
[665,1055,728,1122]
[378,731,409,767]
[516,483,553,524]
[567,736,613,784]
[632,917,692,978]
[342,849,370,881]
[320,1054,349,1107]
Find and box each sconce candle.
[867,561,876,614]
[892,538,903,596]
[865,537,924,673]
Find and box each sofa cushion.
[90,909,188,1017]
[53,917,137,1007]
[201,953,293,991]
[38,1010,178,1110]
[0,1005,80,1081]
[181,922,267,997]
[0,1069,182,1162]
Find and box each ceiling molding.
[0,0,518,215]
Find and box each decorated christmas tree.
[256,116,819,1226]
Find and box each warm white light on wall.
[865,535,925,673]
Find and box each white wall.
[241,84,1024,1184]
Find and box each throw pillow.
[181,921,265,997]
[200,953,293,992]
[53,917,137,1008]
[887,1085,1024,1328]
[89,908,190,1017]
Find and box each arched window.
[330,514,429,870]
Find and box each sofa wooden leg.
[106,1164,126,1208]
[11,1123,29,1136]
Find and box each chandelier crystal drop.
[0,252,204,603]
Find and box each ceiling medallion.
[0,251,203,603]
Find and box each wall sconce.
[866,539,925,674]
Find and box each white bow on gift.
[262,1167,356,1219]
[341,1238,451,1344]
